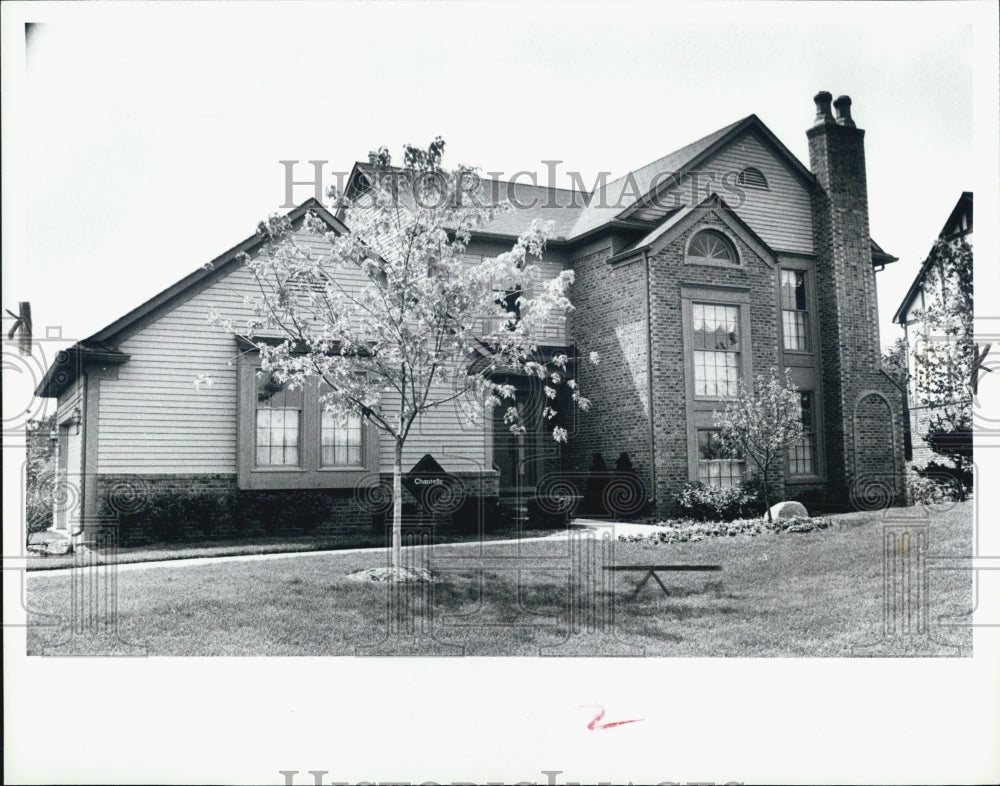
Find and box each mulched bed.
[619,515,834,544]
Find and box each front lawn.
[23,520,563,572]
[25,503,974,656]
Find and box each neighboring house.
[35,91,906,542]
[892,191,973,469]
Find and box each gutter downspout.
[643,248,657,514]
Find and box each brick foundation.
[95,471,501,546]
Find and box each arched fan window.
[687,230,738,266]
[737,167,768,189]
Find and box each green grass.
[24,503,974,656]
[24,521,562,571]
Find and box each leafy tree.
[218,139,592,573]
[910,237,974,497]
[882,335,913,463]
[714,369,804,521]
[881,335,909,389]
[25,414,57,535]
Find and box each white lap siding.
[661,130,816,255]
[97,228,497,477]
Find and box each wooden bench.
[603,564,722,600]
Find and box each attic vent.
[286,270,331,297]
[737,167,768,189]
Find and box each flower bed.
[618,515,833,544]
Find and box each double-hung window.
[255,372,303,467]
[697,429,745,487]
[788,391,818,476]
[780,269,809,351]
[692,303,741,397]
[237,343,378,489]
[320,382,364,467]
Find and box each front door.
[492,387,542,494]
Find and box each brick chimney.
[807,91,898,502]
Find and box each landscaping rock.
[345,566,439,584]
[27,530,72,556]
[768,501,809,520]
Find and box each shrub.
[527,495,571,528]
[674,480,762,522]
[107,487,347,547]
[619,515,834,545]
[913,460,971,500]
[25,467,56,535]
[907,471,962,506]
[371,501,422,533]
[24,416,57,537]
[579,453,610,517]
[451,496,504,534]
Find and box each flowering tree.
[218,139,591,573]
[910,237,975,497]
[881,336,909,390]
[714,369,804,521]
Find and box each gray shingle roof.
[565,117,748,240]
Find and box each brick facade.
[46,92,907,542]
[565,245,652,508]
[807,93,905,505]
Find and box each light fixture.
[48,425,58,444]
[70,405,82,435]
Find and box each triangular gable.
[89,198,345,347]
[608,193,777,268]
[35,198,346,398]
[892,192,972,324]
[624,117,818,226]
[572,115,817,242]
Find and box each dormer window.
[737,167,768,189]
[687,229,738,266]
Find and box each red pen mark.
[580,703,644,731]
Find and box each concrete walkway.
[25,519,663,579]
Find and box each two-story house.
[34,91,906,542]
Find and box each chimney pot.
[813,91,835,126]
[833,95,856,128]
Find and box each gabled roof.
[343,115,820,246]
[34,340,130,399]
[870,237,899,269]
[941,191,973,239]
[568,114,819,242]
[34,198,346,398]
[607,193,777,269]
[892,192,973,324]
[343,161,586,241]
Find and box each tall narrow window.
[321,411,364,466]
[692,303,741,397]
[255,371,302,466]
[788,391,817,475]
[780,269,809,351]
[318,382,364,467]
[697,429,745,487]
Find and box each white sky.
[2,2,992,353]
[3,4,1000,784]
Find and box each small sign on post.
[403,453,460,523]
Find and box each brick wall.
[565,245,653,510]
[807,96,906,505]
[647,215,783,516]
